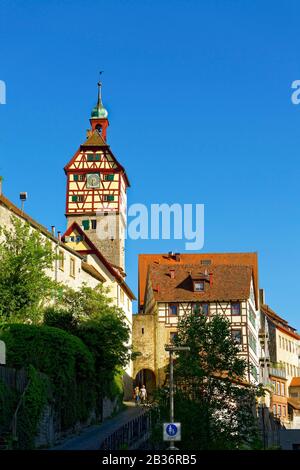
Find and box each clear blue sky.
[0,1,300,327]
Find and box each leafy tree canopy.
[0,217,56,322]
[153,311,262,450]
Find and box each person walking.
[134,386,140,406]
[140,384,147,405]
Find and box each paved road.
[52,402,145,450]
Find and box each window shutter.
[74,174,79,181]
[108,195,114,201]
[72,195,78,202]
[82,220,90,230]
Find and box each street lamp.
[165,344,190,450]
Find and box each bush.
[16,365,50,449]
[0,324,96,429]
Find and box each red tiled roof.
[290,377,300,387]
[139,252,258,308]
[261,304,300,340]
[62,222,136,300]
[147,263,252,303]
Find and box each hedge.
[0,324,96,430]
[15,365,50,449]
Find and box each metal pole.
[168,350,177,450]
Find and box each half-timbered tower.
[64,82,129,270]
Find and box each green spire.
[91,80,108,119]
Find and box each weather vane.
[98,71,104,87]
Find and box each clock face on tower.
[86,173,100,189]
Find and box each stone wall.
[132,314,156,380]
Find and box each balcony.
[269,363,287,380]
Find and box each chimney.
[0,176,2,196]
[57,231,61,242]
[168,251,174,258]
[259,288,265,305]
[175,253,181,262]
[170,269,175,279]
[51,226,55,236]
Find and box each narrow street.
[52,402,145,450]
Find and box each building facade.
[259,300,300,425]
[133,252,261,391]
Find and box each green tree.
[0,217,55,322]
[153,311,261,450]
[44,284,131,397]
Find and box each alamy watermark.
[95,203,205,250]
[0,80,6,104]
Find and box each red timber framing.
[64,142,130,216]
[62,222,135,301]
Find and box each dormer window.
[194,281,204,292]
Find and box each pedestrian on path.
[133,386,140,405]
[140,385,147,405]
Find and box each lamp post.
[165,344,190,450]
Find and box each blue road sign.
[163,422,181,441]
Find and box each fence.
[99,409,153,450]
[0,365,28,393]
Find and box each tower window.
[104,174,114,181]
[103,194,115,202]
[82,220,90,230]
[73,174,85,182]
[91,220,97,230]
[87,153,100,162]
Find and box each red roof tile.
[290,377,300,387]
[147,263,252,303]
[139,252,258,308]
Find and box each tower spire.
[91,72,108,119]
[90,72,109,139]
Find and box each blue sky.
[0,1,300,326]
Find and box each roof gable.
[62,222,135,300]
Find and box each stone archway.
[135,369,156,397]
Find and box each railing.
[10,380,31,442]
[0,365,28,393]
[99,408,153,450]
[269,364,287,379]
